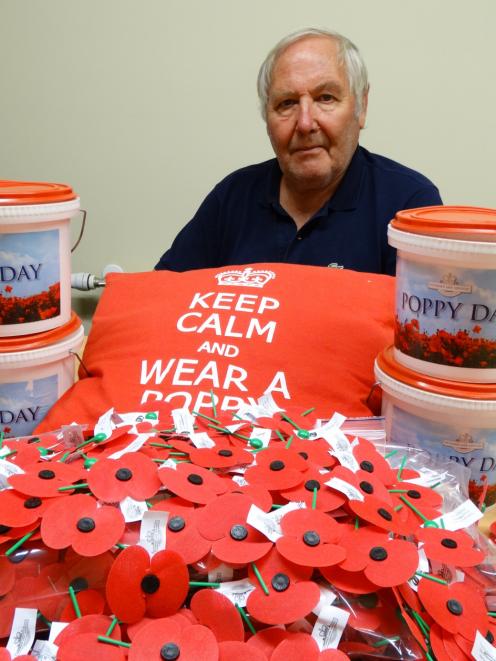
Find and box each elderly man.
[155,28,441,275]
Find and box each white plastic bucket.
[388,206,496,382]
[0,313,84,438]
[0,180,80,337]
[375,346,496,505]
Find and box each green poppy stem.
[189,581,221,588]
[68,586,82,618]
[235,604,256,635]
[396,455,407,480]
[251,562,269,596]
[312,487,318,509]
[5,530,36,557]
[415,571,448,586]
[105,616,120,637]
[372,636,400,648]
[58,483,89,492]
[97,636,131,649]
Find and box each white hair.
[257,28,369,121]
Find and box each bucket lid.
[0,180,77,206]
[376,346,496,401]
[391,206,496,240]
[0,312,82,353]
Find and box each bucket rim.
[376,346,496,401]
[391,205,496,239]
[0,312,82,353]
[0,180,77,206]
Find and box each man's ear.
[359,86,369,129]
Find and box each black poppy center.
[377,508,392,521]
[303,530,320,547]
[24,497,42,509]
[187,473,203,485]
[0,525,12,534]
[38,469,55,480]
[230,524,248,541]
[160,642,180,660]
[70,577,89,593]
[441,538,458,549]
[271,572,290,592]
[168,516,186,532]
[406,489,421,499]
[299,452,309,460]
[76,517,95,533]
[487,631,495,644]
[360,460,374,473]
[218,449,233,457]
[28,436,40,444]
[141,573,160,594]
[446,599,463,616]
[270,460,285,472]
[359,481,374,494]
[304,479,321,492]
[369,546,388,561]
[115,468,133,481]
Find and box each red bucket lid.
[376,346,496,400]
[0,313,82,353]
[0,180,77,205]
[391,205,496,239]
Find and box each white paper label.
[0,458,25,488]
[157,458,178,471]
[189,432,215,449]
[258,392,284,415]
[0,445,11,458]
[311,604,349,650]
[313,583,338,616]
[247,502,306,542]
[408,548,429,592]
[120,497,148,523]
[32,640,58,661]
[138,510,168,555]
[325,476,364,501]
[108,433,151,459]
[249,427,272,448]
[472,631,496,661]
[431,499,483,531]
[7,607,37,657]
[429,560,464,585]
[404,468,447,488]
[215,579,256,607]
[232,475,249,487]
[94,407,115,439]
[172,408,195,435]
[320,429,360,473]
[234,404,261,424]
[313,413,347,437]
[48,621,68,644]
[208,563,234,584]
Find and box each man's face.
[266,36,367,193]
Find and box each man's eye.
[278,99,296,110]
[318,93,335,103]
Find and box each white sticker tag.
[107,433,150,459]
[313,583,338,616]
[157,458,178,471]
[325,476,364,501]
[404,468,447,488]
[249,427,272,448]
[0,458,25,488]
[48,621,68,644]
[189,432,215,449]
[138,510,168,556]
[7,607,37,657]
[234,404,261,424]
[257,392,284,416]
[114,411,157,427]
[315,413,347,436]
[0,445,11,458]
[120,497,148,523]
[472,630,496,661]
[431,499,483,531]
[215,579,256,607]
[232,475,249,487]
[32,640,58,661]
[408,548,429,592]
[94,407,115,439]
[429,560,465,585]
[172,408,195,435]
[311,604,350,650]
[208,563,234,584]
[247,502,306,542]
[332,448,360,473]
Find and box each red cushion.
[38,263,394,430]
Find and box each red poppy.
[285,437,337,469]
[53,613,122,647]
[188,444,253,469]
[320,565,379,595]
[246,548,320,625]
[56,632,127,661]
[0,489,65,527]
[196,492,272,564]
[276,508,345,568]
[388,481,443,511]
[0,522,40,546]
[159,462,228,504]
[417,578,488,640]
[347,496,410,535]
[8,461,82,497]
[279,466,345,512]
[0,650,36,661]
[326,465,392,504]
[271,634,350,660]
[246,627,294,658]
[223,478,273,511]
[151,498,211,564]
[351,438,396,485]
[190,588,244,642]
[40,494,125,556]
[86,452,161,502]
[59,589,106,621]
[417,528,484,567]
[128,619,219,661]
[428,623,454,661]
[338,526,419,587]
[244,447,308,491]
[218,640,268,661]
[105,545,188,623]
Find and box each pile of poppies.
[0,397,495,660]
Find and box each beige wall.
[2,0,495,326]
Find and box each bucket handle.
[366,381,383,416]
[71,209,87,253]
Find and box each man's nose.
[296,99,317,133]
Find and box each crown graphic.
[215,267,275,288]
[442,432,485,454]
[428,272,472,298]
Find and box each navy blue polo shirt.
[155,146,442,275]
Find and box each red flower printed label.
[0,229,61,328]
[395,257,496,373]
